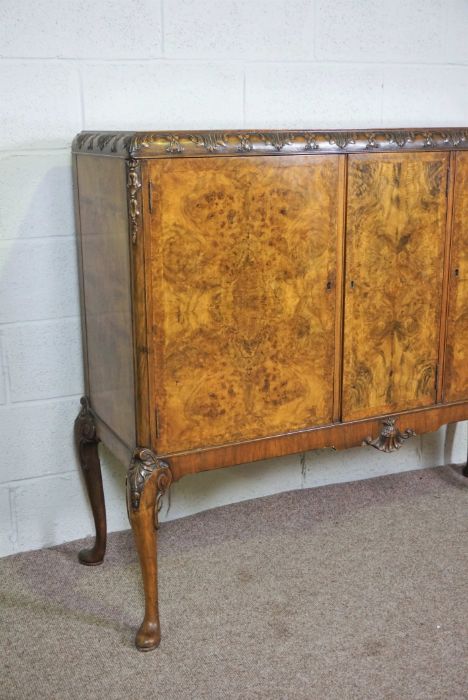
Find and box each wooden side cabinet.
[72,128,468,651]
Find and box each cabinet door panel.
[148,155,341,452]
[444,152,468,403]
[342,152,449,421]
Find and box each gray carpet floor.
[1,465,467,700]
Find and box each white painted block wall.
[1,0,467,557]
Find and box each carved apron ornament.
[364,417,415,453]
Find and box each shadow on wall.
[444,422,458,464]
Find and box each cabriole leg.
[463,438,468,477]
[127,448,172,652]
[75,396,107,565]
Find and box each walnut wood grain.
[443,151,468,403]
[342,152,449,421]
[127,159,152,447]
[75,155,136,448]
[332,155,348,421]
[436,152,456,403]
[73,155,91,397]
[147,155,341,452]
[162,401,468,480]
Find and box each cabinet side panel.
[75,155,136,448]
[444,151,468,403]
[343,152,449,421]
[148,155,341,453]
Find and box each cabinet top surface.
[72,128,468,159]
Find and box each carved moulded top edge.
[71,128,468,158]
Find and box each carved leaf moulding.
[127,447,172,511]
[72,129,468,158]
[74,396,99,471]
[126,158,141,244]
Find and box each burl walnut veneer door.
[444,151,468,402]
[342,152,449,421]
[147,155,344,452]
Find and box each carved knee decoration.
[127,448,172,514]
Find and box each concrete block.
[304,437,423,489]
[0,152,74,240]
[82,62,244,131]
[0,238,79,323]
[0,487,15,557]
[0,0,162,59]
[382,65,468,126]
[446,0,468,64]
[14,472,94,551]
[165,0,315,60]
[11,447,130,553]
[245,63,383,128]
[0,62,81,151]
[316,0,445,63]
[0,398,81,484]
[6,318,84,402]
[0,335,6,404]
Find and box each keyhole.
[326,280,332,290]
[350,280,355,289]
[454,268,460,277]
